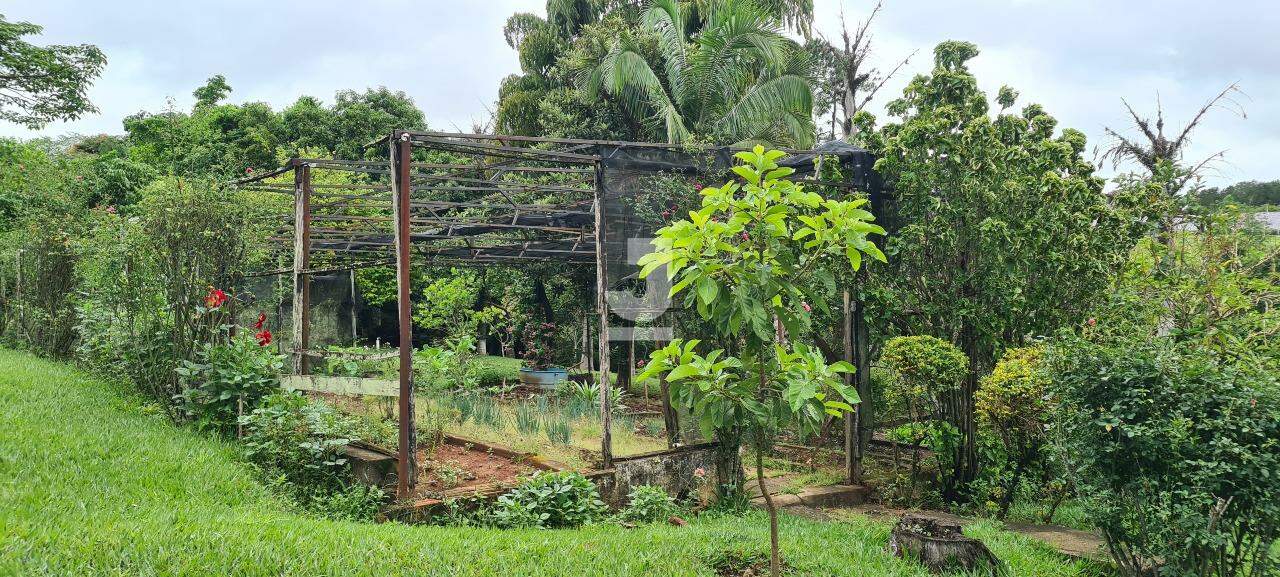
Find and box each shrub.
[557,379,623,414]
[1048,336,1280,577]
[489,471,607,529]
[619,485,678,524]
[177,332,284,434]
[469,355,520,389]
[305,483,387,522]
[974,346,1058,519]
[878,335,968,502]
[239,392,359,495]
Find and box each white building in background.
[1255,211,1280,233]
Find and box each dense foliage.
[855,41,1148,493]
[878,335,967,505]
[239,391,385,519]
[177,332,285,434]
[498,0,821,146]
[0,14,105,128]
[638,146,884,576]
[619,484,681,524]
[974,346,1059,519]
[1048,337,1278,577]
[489,471,608,529]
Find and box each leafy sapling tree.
[637,146,885,577]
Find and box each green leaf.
[846,246,862,271]
[696,276,719,305]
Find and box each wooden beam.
[843,289,856,483]
[291,163,312,376]
[593,161,613,468]
[281,375,398,397]
[392,133,418,500]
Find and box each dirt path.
[836,504,1106,560]
[748,476,1106,561]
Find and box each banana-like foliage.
[576,0,816,147]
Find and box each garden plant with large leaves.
[636,145,884,577]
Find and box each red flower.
[1086,317,1097,327]
[254,329,273,346]
[253,312,266,330]
[740,232,750,242]
[204,287,228,309]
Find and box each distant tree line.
[1193,179,1280,208]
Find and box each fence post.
[290,159,312,375]
[392,132,417,499]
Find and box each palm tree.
[576,0,817,147]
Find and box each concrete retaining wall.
[592,442,720,506]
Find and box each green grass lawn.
[0,349,1103,576]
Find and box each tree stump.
[887,515,1003,575]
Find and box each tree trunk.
[889,515,1001,575]
[713,427,744,497]
[756,443,782,577]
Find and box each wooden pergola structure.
[233,130,880,500]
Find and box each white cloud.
[4,0,1275,186]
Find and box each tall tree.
[1100,83,1249,235]
[579,0,817,147]
[810,1,913,140]
[858,41,1146,498]
[0,14,106,128]
[192,75,232,109]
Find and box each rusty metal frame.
[232,130,878,498]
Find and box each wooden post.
[391,133,417,499]
[350,269,358,345]
[853,284,873,482]
[290,160,312,375]
[844,289,856,482]
[593,161,613,468]
[658,338,681,448]
[579,314,591,372]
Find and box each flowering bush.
[177,327,283,434]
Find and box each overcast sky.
[2,0,1275,186]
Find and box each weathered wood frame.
[231,130,880,498]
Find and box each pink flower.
[802,302,812,313]
[740,232,750,242]
[636,359,646,368]
[1086,318,1097,327]
[104,206,117,214]
[245,167,254,174]
[693,467,706,479]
